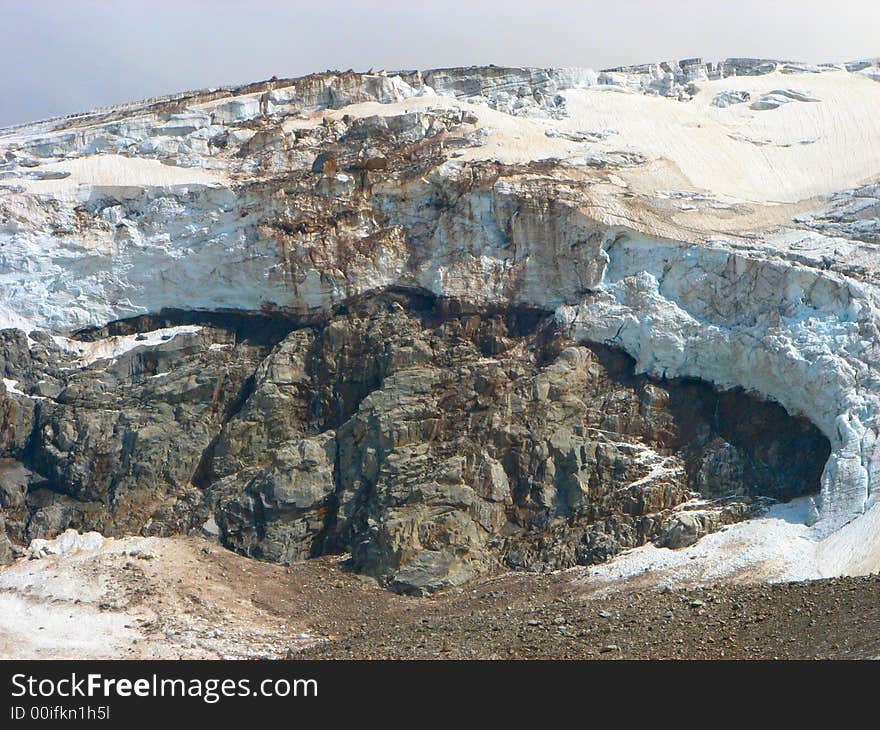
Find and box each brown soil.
[198,540,880,660]
[4,535,879,660]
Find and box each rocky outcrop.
[0,322,274,544]
[0,57,878,589]
[0,290,829,592]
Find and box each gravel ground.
[4,535,879,659]
[283,560,880,660]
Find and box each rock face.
[0,56,878,587]
[0,290,829,590]
[208,293,829,592]
[0,322,268,546]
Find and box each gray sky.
[1,0,878,127]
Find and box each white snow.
[2,378,25,396]
[329,68,880,205]
[582,497,880,592]
[621,451,682,491]
[0,154,226,196]
[0,303,34,333]
[26,529,107,561]
[0,533,318,659]
[0,593,141,659]
[1,378,45,400]
[0,534,156,659]
[53,325,202,366]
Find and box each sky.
[0,0,878,127]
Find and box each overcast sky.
[1,0,878,127]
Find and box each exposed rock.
[199,293,826,592]
[0,288,829,592]
[0,322,275,545]
[212,433,337,563]
[795,183,880,243]
[0,513,12,565]
[311,151,337,174]
[658,509,744,549]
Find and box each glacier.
[2,57,880,582]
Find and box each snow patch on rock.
[582,496,880,590]
[53,325,203,366]
[26,529,106,560]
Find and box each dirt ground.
[2,534,879,660]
